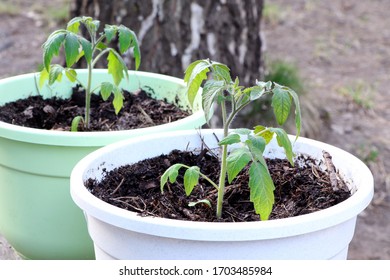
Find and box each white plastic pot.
[70,129,374,260]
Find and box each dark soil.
[0,86,190,131]
[86,149,351,222]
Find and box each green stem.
[84,62,93,129]
[92,48,111,68]
[180,164,219,190]
[216,101,229,219]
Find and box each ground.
[0,0,389,259]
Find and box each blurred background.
[0,0,389,259]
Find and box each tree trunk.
[70,0,264,85]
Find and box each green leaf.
[256,80,272,91]
[104,25,117,43]
[125,28,141,70]
[42,30,66,70]
[184,59,212,107]
[160,163,184,193]
[286,87,302,139]
[233,128,252,135]
[84,19,100,34]
[118,25,132,54]
[218,133,241,146]
[64,32,80,68]
[71,116,84,131]
[226,147,252,183]
[188,199,212,208]
[184,166,200,196]
[112,87,124,114]
[202,79,224,122]
[131,33,141,70]
[254,125,275,144]
[249,161,275,220]
[211,62,231,83]
[107,50,128,85]
[39,68,49,88]
[79,38,92,64]
[48,64,64,85]
[100,82,114,101]
[244,86,265,101]
[271,86,292,126]
[65,68,77,83]
[270,128,294,166]
[67,16,89,33]
[245,135,266,163]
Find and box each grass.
[0,1,20,15]
[265,60,305,94]
[336,80,375,109]
[263,3,284,25]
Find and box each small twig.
[135,105,155,124]
[111,177,125,195]
[323,151,339,191]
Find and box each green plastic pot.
[0,70,205,259]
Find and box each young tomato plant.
[39,16,141,130]
[161,59,301,220]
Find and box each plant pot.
[70,129,374,260]
[0,70,205,259]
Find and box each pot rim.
[0,70,204,147]
[70,129,374,241]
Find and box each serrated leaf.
[84,19,100,34]
[249,161,275,220]
[64,32,80,67]
[254,125,275,144]
[112,87,124,114]
[270,127,294,166]
[272,86,292,125]
[160,163,184,193]
[184,59,212,107]
[245,85,265,101]
[39,68,49,88]
[286,87,302,139]
[48,64,64,85]
[218,133,241,146]
[67,16,90,33]
[67,21,80,33]
[245,135,266,163]
[71,116,84,132]
[79,38,92,63]
[100,82,114,101]
[184,166,200,196]
[227,147,251,183]
[202,79,224,122]
[211,62,231,83]
[118,25,132,54]
[65,68,77,83]
[130,30,141,70]
[107,50,128,85]
[256,80,272,91]
[42,30,66,70]
[104,24,117,43]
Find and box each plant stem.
[216,101,229,219]
[84,62,92,128]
